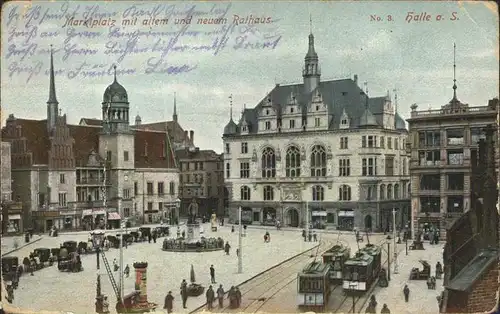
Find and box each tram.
[297,261,331,311]
[322,244,351,283]
[342,244,382,293]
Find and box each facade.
[176,148,225,217]
[407,95,499,239]
[222,32,410,231]
[0,141,23,233]
[1,51,179,232]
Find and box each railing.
[76,178,111,185]
[410,105,494,118]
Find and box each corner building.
[222,32,410,231]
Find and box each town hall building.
[223,31,411,231]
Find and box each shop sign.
[60,210,76,216]
[32,211,60,218]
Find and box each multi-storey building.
[1,50,179,232]
[176,148,225,217]
[407,93,499,239]
[222,32,410,231]
[0,141,23,233]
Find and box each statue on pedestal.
[187,199,199,224]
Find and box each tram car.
[322,244,351,283]
[297,261,332,311]
[342,244,382,293]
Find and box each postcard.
[0,1,498,314]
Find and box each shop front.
[107,212,122,229]
[311,208,327,229]
[338,209,354,230]
[31,210,60,233]
[262,207,276,225]
[60,211,79,230]
[82,208,107,230]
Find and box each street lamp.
[175,198,181,225]
[386,235,392,281]
[91,230,105,270]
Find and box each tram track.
[214,238,336,313]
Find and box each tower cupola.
[102,66,131,134]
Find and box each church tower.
[302,18,321,94]
[173,92,178,123]
[46,45,59,132]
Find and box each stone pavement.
[359,240,444,314]
[4,224,317,313]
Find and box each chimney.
[184,130,188,142]
[354,74,358,85]
[190,130,194,144]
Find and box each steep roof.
[135,120,192,145]
[79,118,102,127]
[2,117,176,169]
[233,79,405,133]
[175,148,221,161]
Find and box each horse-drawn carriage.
[154,226,170,237]
[62,241,78,253]
[1,256,19,274]
[33,248,53,266]
[409,260,431,280]
[139,227,151,240]
[58,251,83,272]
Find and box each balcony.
[76,178,111,186]
[409,105,494,119]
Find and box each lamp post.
[91,230,105,270]
[176,198,181,225]
[238,206,243,274]
[392,208,399,274]
[386,235,391,281]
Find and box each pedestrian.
[182,230,186,238]
[381,303,391,313]
[221,217,224,226]
[313,232,317,242]
[231,225,235,233]
[206,285,215,310]
[235,287,241,307]
[148,233,152,243]
[436,261,443,279]
[217,284,225,308]
[180,279,188,308]
[308,231,312,242]
[236,248,240,257]
[225,242,231,255]
[302,229,306,241]
[113,258,119,272]
[152,232,157,243]
[403,284,410,302]
[124,264,130,278]
[210,265,216,283]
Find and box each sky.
[1,1,498,153]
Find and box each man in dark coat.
[180,279,188,308]
[217,284,225,308]
[152,231,157,243]
[302,229,306,241]
[164,291,174,313]
[225,242,231,255]
[148,233,152,243]
[403,284,410,302]
[235,287,242,307]
[381,304,391,313]
[210,265,216,283]
[206,285,215,310]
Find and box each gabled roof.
[79,118,102,127]
[135,130,176,168]
[1,118,50,165]
[229,78,406,134]
[135,120,191,145]
[68,125,101,167]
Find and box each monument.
[186,198,200,243]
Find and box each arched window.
[339,185,351,201]
[285,146,301,177]
[241,186,251,200]
[310,145,327,177]
[387,184,393,200]
[263,186,274,200]
[312,185,324,201]
[394,184,400,199]
[380,184,386,200]
[402,158,407,175]
[261,147,276,178]
[169,182,175,195]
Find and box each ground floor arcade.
[228,200,410,232]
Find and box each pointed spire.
[113,65,117,82]
[452,43,458,101]
[47,45,58,105]
[305,15,317,60]
[229,94,233,121]
[173,92,178,122]
[309,14,312,34]
[393,88,398,114]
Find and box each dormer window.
[265,121,271,130]
[290,107,294,113]
[341,119,348,125]
[242,126,247,132]
[316,105,319,111]
[266,109,269,115]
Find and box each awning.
[8,214,21,220]
[82,210,92,217]
[312,211,327,217]
[108,212,121,220]
[82,209,107,217]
